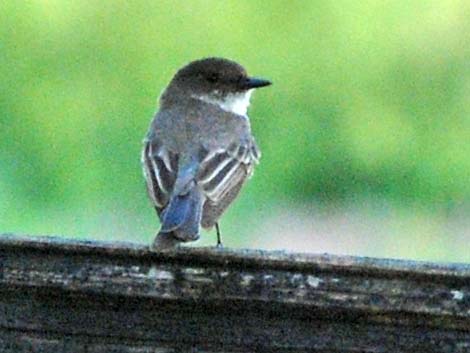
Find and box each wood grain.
[1,234,469,352]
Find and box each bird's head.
[167,57,271,115]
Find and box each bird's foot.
[215,222,223,249]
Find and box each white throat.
[193,90,253,116]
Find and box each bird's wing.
[142,138,178,213]
[200,165,246,229]
[197,137,260,204]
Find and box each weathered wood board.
[0,234,469,352]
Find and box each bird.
[142,57,271,249]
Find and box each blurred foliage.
[0,1,469,259]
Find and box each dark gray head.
[165,57,271,115]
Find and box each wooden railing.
[0,234,469,352]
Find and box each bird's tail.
[153,185,203,249]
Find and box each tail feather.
[159,186,203,242]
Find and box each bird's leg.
[215,222,223,248]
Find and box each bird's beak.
[243,77,272,89]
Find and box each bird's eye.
[207,73,219,83]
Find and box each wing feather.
[142,139,178,210]
[197,138,259,204]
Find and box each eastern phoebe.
[142,57,271,249]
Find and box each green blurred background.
[1,1,469,261]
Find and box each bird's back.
[143,97,260,236]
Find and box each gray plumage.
[142,57,270,249]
